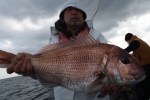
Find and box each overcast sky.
[0,0,150,79]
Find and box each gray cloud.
[1,0,150,54]
[1,0,150,79]
[0,0,150,53]
[94,0,150,32]
[0,0,67,22]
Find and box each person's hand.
[100,84,120,95]
[7,52,33,76]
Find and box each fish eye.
[121,55,130,64]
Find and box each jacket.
[49,20,118,100]
[49,20,107,44]
[130,35,150,66]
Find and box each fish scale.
[31,44,103,91]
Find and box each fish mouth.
[136,75,146,83]
[133,74,143,80]
[117,75,146,86]
[130,75,146,85]
[131,71,145,80]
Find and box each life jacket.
[130,36,150,66]
[58,27,89,42]
[54,19,89,42]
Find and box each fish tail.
[0,50,16,68]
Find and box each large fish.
[0,35,145,100]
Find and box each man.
[124,33,150,100]
[7,0,120,100]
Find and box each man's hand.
[100,84,120,95]
[7,52,33,76]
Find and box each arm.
[7,33,58,78]
[124,40,140,53]
[7,35,59,78]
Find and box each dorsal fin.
[36,34,100,54]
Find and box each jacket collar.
[55,19,87,38]
[130,35,138,42]
[50,20,93,37]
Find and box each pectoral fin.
[80,72,106,100]
[81,92,99,100]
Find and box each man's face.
[63,7,84,28]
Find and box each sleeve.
[89,28,108,44]
[97,33,107,44]
[49,26,59,44]
[49,34,59,44]
[124,40,140,53]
